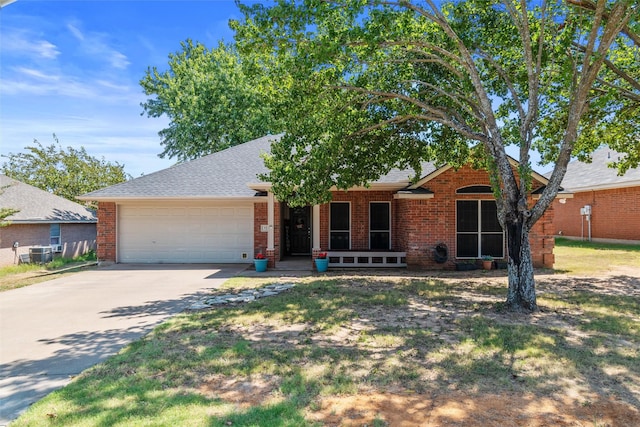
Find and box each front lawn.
[12,244,640,426]
[554,237,640,275]
[0,251,97,292]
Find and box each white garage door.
[118,202,253,263]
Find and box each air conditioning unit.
[52,245,63,253]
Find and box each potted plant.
[315,252,329,272]
[254,253,268,272]
[481,255,493,270]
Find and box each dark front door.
[289,206,311,255]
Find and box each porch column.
[265,191,276,268]
[312,204,321,251]
[267,191,275,250]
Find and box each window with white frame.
[50,223,61,246]
[330,202,350,250]
[370,202,390,250]
[456,200,504,258]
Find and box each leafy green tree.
[1,135,130,204]
[140,40,285,162]
[232,0,638,311]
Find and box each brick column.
[97,202,116,263]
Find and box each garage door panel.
[118,203,254,263]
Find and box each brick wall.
[60,223,96,258]
[0,223,96,266]
[398,165,554,269]
[0,224,49,266]
[530,204,555,268]
[552,186,640,241]
[97,202,117,262]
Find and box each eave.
[247,182,410,193]
[5,219,97,224]
[77,196,262,203]
[563,180,640,193]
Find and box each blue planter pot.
[254,259,268,272]
[315,258,329,273]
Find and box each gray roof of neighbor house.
[80,134,440,201]
[558,146,640,192]
[0,175,97,223]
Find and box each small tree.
[1,135,130,205]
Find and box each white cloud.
[64,20,131,70]
[15,67,60,81]
[1,31,60,59]
[0,71,138,102]
[109,51,130,69]
[67,23,85,41]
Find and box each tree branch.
[566,0,640,46]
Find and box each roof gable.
[0,175,96,223]
[410,157,550,190]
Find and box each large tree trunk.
[505,219,537,312]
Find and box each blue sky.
[1,0,553,179]
[0,1,245,177]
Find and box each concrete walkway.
[0,264,247,425]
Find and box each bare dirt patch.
[198,374,281,409]
[309,392,640,426]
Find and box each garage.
[118,202,253,263]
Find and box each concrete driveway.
[0,263,247,425]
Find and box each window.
[456,185,493,194]
[370,202,390,250]
[456,200,504,258]
[330,202,350,250]
[50,223,61,246]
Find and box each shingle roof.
[0,175,96,223]
[559,146,640,192]
[81,134,277,200]
[80,134,439,200]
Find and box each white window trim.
[369,201,391,250]
[455,199,504,259]
[329,201,351,250]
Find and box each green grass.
[0,250,97,292]
[0,263,43,278]
[553,237,640,275]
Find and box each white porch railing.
[327,251,407,268]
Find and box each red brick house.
[0,175,97,266]
[81,135,557,269]
[552,146,640,243]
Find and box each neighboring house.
[552,146,640,243]
[80,135,558,269]
[0,175,97,266]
